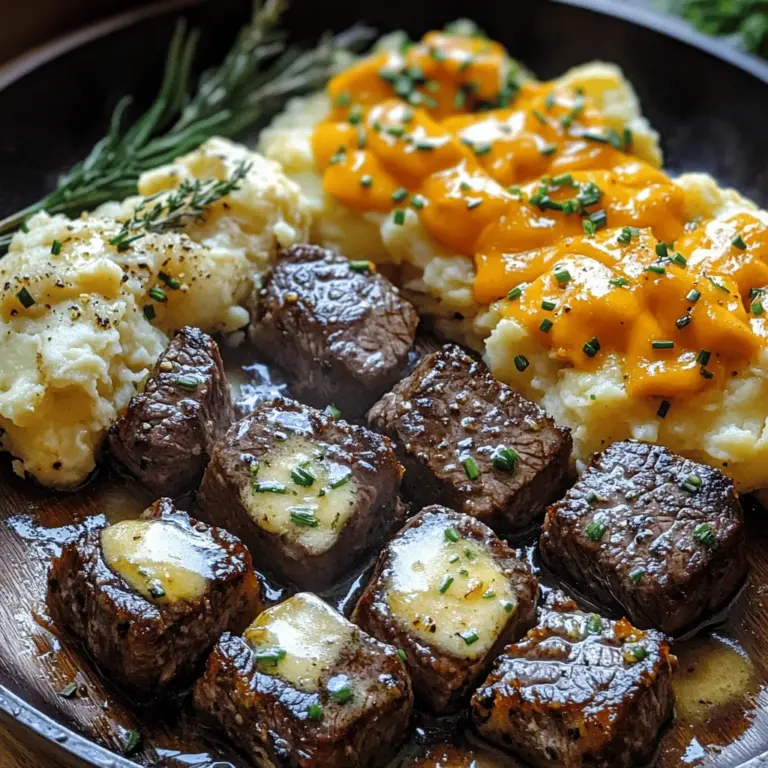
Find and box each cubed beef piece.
[108,326,235,497]
[353,505,538,713]
[248,244,419,418]
[198,399,404,590]
[471,592,675,768]
[368,344,572,533]
[46,498,262,697]
[194,592,412,767]
[539,439,747,635]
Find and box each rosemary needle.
[0,1,373,253]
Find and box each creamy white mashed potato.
[260,63,768,492]
[0,137,310,487]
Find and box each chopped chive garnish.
[585,490,600,504]
[143,304,156,321]
[585,519,607,541]
[329,469,352,489]
[16,287,35,308]
[483,589,496,599]
[686,289,701,303]
[307,703,324,721]
[541,299,557,311]
[545,91,556,109]
[408,195,426,210]
[175,375,199,391]
[122,730,141,757]
[655,242,668,259]
[385,125,405,137]
[502,600,515,613]
[752,299,764,315]
[533,109,548,125]
[610,276,630,288]
[391,187,408,203]
[586,614,602,635]
[707,275,729,293]
[357,127,367,148]
[415,140,436,151]
[348,106,362,125]
[291,465,316,487]
[333,91,352,107]
[51,239,62,255]
[732,234,748,250]
[454,90,466,109]
[551,173,574,187]
[349,259,372,272]
[617,226,638,245]
[327,677,354,704]
[396,649,407,662]
[324,404,341,419]
[254,648,287,666]
[657,399,671,419]
[680,474,702,493]
[149,286,167,302]
[540,144,557,156]
[676,314,691,329]
[460,629,479,645]
[393,209,406,226]
[583,338,600,358]
[492,445,519,472]
[445,527,460,543]
[700,367,714,380]
[625,645,648,662]
[693,522,716,546]
[514,354,530,372]
[439,574,455,594]
[290,507,318,528]
[360,175,373,188]
[472,142,493,156]
[507,284,524,300]
[59,682,78,699]
[539,318,554,333]
[254,481,289,494]
[462,456,480,480]
[672,252,688,267]
[651,340,674,350]
[646,264,666,275]
[159,272,181,289]
[629,567,645,583]
[554,268,571,285]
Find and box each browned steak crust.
[198,399,404,589]
[249,244,419,418]
[471,593,676,767]
[540,439,747,634]
[367,344,572,532]
[353,505,538,713]
[108,326,235,497]
[46,498,262,697]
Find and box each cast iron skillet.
[0,1,766,766]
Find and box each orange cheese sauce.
[312,29,768,398]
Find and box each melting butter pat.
[244,436,356,553]
[387,521,517,659]
[101,518,223,603]
[244,592,355,691]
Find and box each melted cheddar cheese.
[311,29,768,399]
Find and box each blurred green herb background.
[659,0,768,57]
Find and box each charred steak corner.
[248,244,419,418]
[368,344,572,533]
[108,326,234,497]
[540,439,747,635]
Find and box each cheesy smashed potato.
[0,138,310,487]
[261,28,768,491]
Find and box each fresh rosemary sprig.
[0,0,373,253]
[109,159,252,251]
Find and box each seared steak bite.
[368,344,572,533]
[540,439,747,635]
[108,326,235,497]
[194,592,413,768]
[198,399,404,590]
[352,505,538,713]
[471,592,675,768]
[46,498,262,697]
[248,244,419,418]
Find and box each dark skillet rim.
[0,0,766,766]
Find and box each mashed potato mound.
[261,63,768,492]
[0,137,310,488]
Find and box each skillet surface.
[0,1,767,766]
